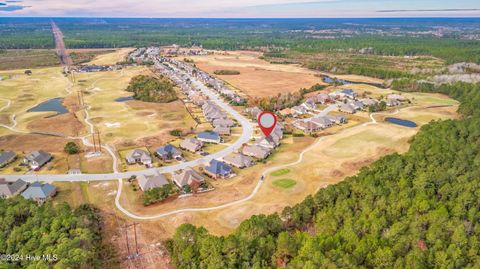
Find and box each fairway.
[273,178,297,189]
[270,168,290,177]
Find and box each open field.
[85,48,134,65]
[0,49,60,70]
[73,65,197,149]
[67,48,116,65]
[186,51,327,98]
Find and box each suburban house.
[386,99,401,107]
[172,168,205,191]
[360,98,379,106]
[350,101,365,110]
[213,126,231,136]
[301,100,317,111]
[223,154,255,168]
[156,144,182,160]
[0,178,28,198]
[0,151,16,167]
[387,94,407,102]
[311,117,334,129]
[204,160,232,179]
[291,105,308,116]
[242,145,271,159]
[213,117,235,128]
[126,149,153,165]
[255,135,280,149]
[197,131,221,144]
[327,115,348,124]
[339,104,357,114]
[21,182,56,203]
[23,150,52,170]
[293,119,322,133]
[137,173,169,191]
[316,93,331,104]
[341,89,358,99]
[180,138,204,153]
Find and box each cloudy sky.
[1,0,479,17]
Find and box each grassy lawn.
[273,178,297,189]
[270,168,290,177]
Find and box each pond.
[385,117,417,128]
[323,76,385,88]
[115,96,135,102]
[27,98,68,114]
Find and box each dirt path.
[51,21,73,69]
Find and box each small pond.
[115,96,135,102]
[27,98,68,114]
[385,117,417,128]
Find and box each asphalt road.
[0,72,254,182]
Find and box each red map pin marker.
[258,111,277,137]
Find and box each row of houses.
[0,178,56,203]
[0,150,52,171]
[294,115,347,134]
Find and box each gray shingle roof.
[21,182,56,200]
[0,151,16,166]
[138,174,169,191]
[0,179,27,198]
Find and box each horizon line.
[1,16,480,19]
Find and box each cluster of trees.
[368,101,387,113]
[126,75,177,103]
[214,70,241,75]
[64,141,80,154]
[168,82,480,268]
[251,83,325,111]
[0,198,114,268]
[142,184,174,206]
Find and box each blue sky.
[1,0,479,17]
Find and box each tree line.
[126,75,177,103]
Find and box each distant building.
[0,151,16,168]
[23,150,52,170]
[255,135,280,149]
[21,182,56,203]
[0,178,27,198]
[197,131,221,144]
[311,117,334,129]
[156,144,182,160]
[126,149,153,165]
[137,174,169,191]
[204,160,232,179]
[245,107,262,119]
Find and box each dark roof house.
[0,151,16,167]
[204,160,232,179]
[0,178,27,198]
[23,150,52,170]
[156,144,182,160]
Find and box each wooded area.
[126,75,177,103]
[0,198,113,268]
[168,81,480,268]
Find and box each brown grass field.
[186,51,327,98]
